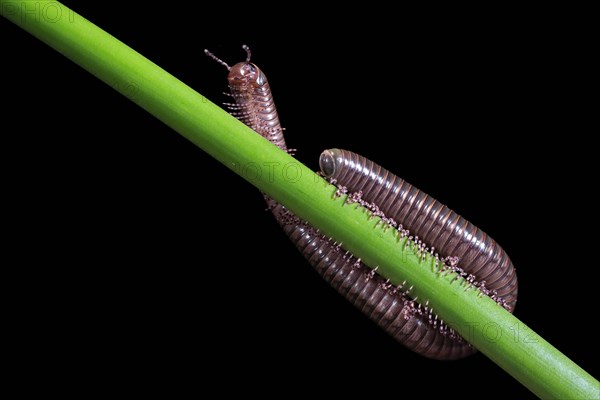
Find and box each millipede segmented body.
[269,203,477,359]
[319,149,518,312]
[206,46,517,360]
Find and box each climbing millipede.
[205,45,518,360]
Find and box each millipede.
[205,45,518,360]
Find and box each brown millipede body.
[205,46,518,360]
[319,149,518,312]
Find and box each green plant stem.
[2,2,598,399]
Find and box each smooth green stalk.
[2,2,598,399]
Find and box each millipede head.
[319,148,344,178]
[223,45,266,88]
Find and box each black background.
[2,3,597,398]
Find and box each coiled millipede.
[205,45,518,360]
